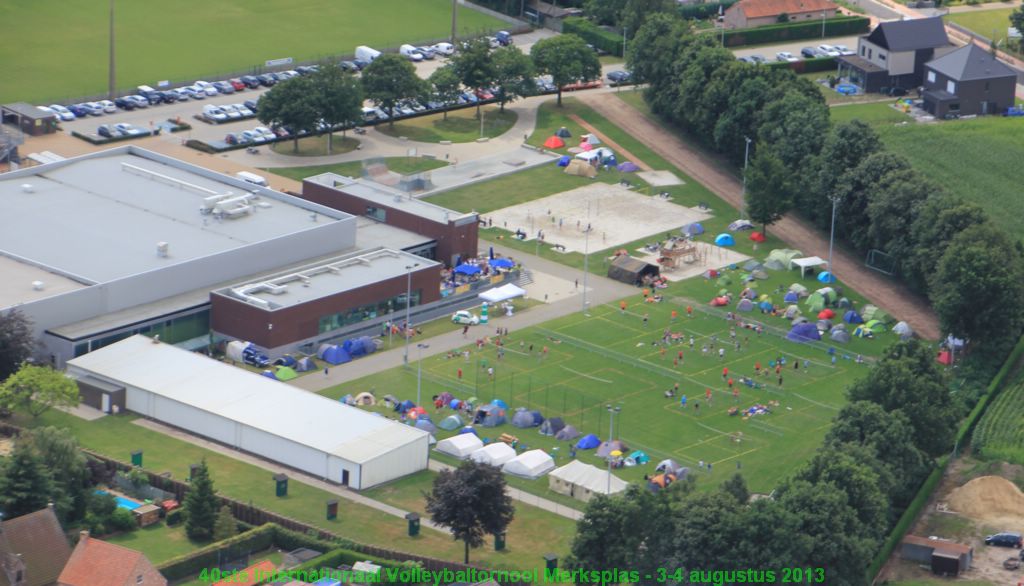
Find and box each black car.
[97,125,114,138]
[606,70,632,86]
[256,73,277,87]
[352,59,370,71]
[296,65,319,75]
[139,90,166,105]
[113,97,136,111]
[68,103,90,117]
[240,75,261,89]
[986,533,1023,548]
[339,60,360,72]
[243,99,259,113]
[801,47,822,59]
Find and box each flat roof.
[0,148,350,283]
[306,173,475,225]
[217,248,440,310]
[0,255,88,308]
[67,335,427,464]
[2,102,56,120]
[354,215,434,251]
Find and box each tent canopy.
[479,283,526,303]
[576,434,601,449]
[470,442,516,467]
[549,460,627,498]
[454,264,482,275]
[792,256,827,277]
[436,434,483,458]
[607,255,659,285]
[503,449,556,479]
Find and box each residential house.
[0,504,72,586]
[838,17,955,92]
[922,43,1018,117]
[723,0,838,30]
[57,532,166,586]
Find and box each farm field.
[324,264,904,496]
[971,380,1024,465]
[945,8,1016,48]
[0,0,503,104]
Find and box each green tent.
[864,319,886,333]
[815,287,837,304]
[275,366,298,381]
[805,292,826,313]
[862,304,891,324]
[716,275,733,287]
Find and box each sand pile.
[948,476,1024,519]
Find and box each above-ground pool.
[94,489,143,510]
[836,84,857,95]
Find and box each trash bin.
[405,512,420,536]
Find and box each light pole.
[606,404,621,494]
[622,27,627,60]
[450,0,458,44]
[416,343,429,406]
[821,11,827,39]
[403,263,419,365]
[826,195,841,282]
[581,200,591,314]
[741,136,752,219]
[108,0,116,99]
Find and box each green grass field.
[829,101,913,125]
[265,156,448,183]
[103,522,200,565]
[377,106,518,143]
[945,8,1016,49]
[270,135,360,157]
[0,0,503,104]
[972,380,1024,464]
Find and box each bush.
[678,0,738,20]
[166,509,183,526]
[109,508,138,533]
[764,56,838,73]
[83,512,107,536]
[562,18,625,56]
[158,524,276,581]
[723,15,869,47]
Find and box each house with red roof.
[724,0,839,29]
[57,532,166,586]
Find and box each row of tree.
[582,0,679,38]
[628,16,1024,362]
[567,339,952,585]
[258,34,602,154]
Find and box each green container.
[131,450,143,467]
[273,473,288,497]
[495,532,506,551]
[327,500,339,521]
[405,512,420,536]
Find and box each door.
[101,393,110,413]
[341,469,350,486]
[981,101,990,115]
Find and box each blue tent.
[557,155,571,167]
[491,399,508,409]
[627,450,650,464]
[783,291,799,303]
[274,355,297,367]
[415,419,437,433]
[817,271,835,283]
[317,345,351,365]
[758,301,773,311]
[843,310,864,324]
[489,258,514,269]
[474,404,506,427]
[342,336,376,358]
[261,370,277,380]
[396,400,416,414]
[454,264,481,275]
[458,426,479,436]
[714,233,735,247]
[682,222,705,236]
[576,434,601,450]
[786,322,821,343]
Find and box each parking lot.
[731,35,861,61]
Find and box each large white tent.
[502,449,555,479]
[469,442,516,467]
[792,256,827,277]
[548,460,628,502]
[66,336,428,490]
[478,283,526,303]
[435,434,484,459]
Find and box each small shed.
[1,103,58,136]
[607,255,660,285]
[132,503,161,527]
[900,535,973,577]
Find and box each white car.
[775,51,799,63]
[233,103,253,117]
[241,129,264,144]
[82,102,105,116]
[399,44,424,62]
[48,104,76,121]
[834,44,855,56]
[97,99,117,113]
[114,122,139,135]
[36,106,58,118]
[431,42,455,56]
[451,310,480,326]
[220,104,243,119]
[817,44,841,57]
[253,126,276,142]
[202,105,228,122]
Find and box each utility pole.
[606,404,621,494]
[451,0,458,44]
[403,263,419,365]
[821,11,827,39]
[741,136,752,219]
[826,195,841,282]
[581,200,591,314]
[108,0,116,99]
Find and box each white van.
[399,44,423,62]
[235,171,268,187]
[355,45,382,64]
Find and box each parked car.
[475,88,494,100]
[817,44,841,57]
[606,70,632,86]
[801,47,823,59]
[431,42,455,56]
[833,44,855,56]
[400,44,424,62]
[36,106,57,118]
[220,104,243,119]
[495,30,513,46]
[48,104,76,121]
[535,78,556,93]
[986,533,1023,548]
[212,81,235,94]
[137,89,165,104]
[240,129,264,144]
[243,98,259,113]
[352,58,371,70]
[296,65,320,75]
[339,60,360,72]
[233,103,253,117]
[239,75,261,89]
[459,91,479,104]
[253,126,276,142]
[203,105,228,122]
[125,95,150,108]
[256,73,277,87]
[415,46,436,60]
[451,310,480,325]
[279,70,300,79]
[97,124,115,138]
[82,102,105,116]
[224,132,247,145]
[114,123,140,135]
[97,99,117,113]
[114,97,137,111]
[182,85,207,99]
[776,51,799,62]
[68,103,91,117]
[562,79,603,91]
[160,91,179,104]
[485,36,500,49]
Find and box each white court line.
[560,365,613,383]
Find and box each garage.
[66,335,429,489]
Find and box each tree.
[628,13,688,87]
[830,152,911,252]
[257,76,320,152]
[491,46,535,112]
[568,485,671,576]
[620,0,678,40]
[1,363,78,418]
[0,308,35,385]
[585,0,627,26]
[361,54,425,125]
[932,225,1024,359]
[757,90,829,173]
[425,460,514,563]
[904,195,989,293]
[806,120,882,227]
[212,505,238,541]
[0,440,57,520]
[1011,7,1024,51]
[531,34,601,106]
[866,168,938,261]
[183,459,218,541]
[428,65,463,120]
[23,427,90,521]
[450,39,496,118]
[720,473,749,504]
[674,43,736,129]
[310,64,364,153]
[745,149,792,236]
[794,449,889,537]
[712,75,774,162]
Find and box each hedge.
[158,524,277,580]
[679,0,738,20]
[280,548,414,586]
[723,16,869,47]
[765,56,838,73]
[562,18,625,57]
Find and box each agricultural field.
[0,0,504,104]
[972,381,1024,465]
[945,8,1017,49]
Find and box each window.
[949,103,960,112]
[318,289,422,333]
[867,48,873,59]
[136,576,144,585]
[927,71,936,83]
[878,53,886,62]
[366,206,386,222]
[985,81,990,91]
[860,46,865,56]
[946,80,956,94]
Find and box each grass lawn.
[797,72,894,105]
[265,156,448,183]
[872,115,1024,239]
[173,550,284,586]
[0,0,503,104]
[103,522,198,565]
[270,135,360,157]
[376,106,518,143]
[323,263,899,496]
[945,8,1016,49]
[829,102,913,125]
[16,410,567,570]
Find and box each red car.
[561,79,603,92]
[474,88,495,100]
[229,78,246,92]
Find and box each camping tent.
[783,291,799,303]
[438,414,463,431]
[843,310,863,324]
[354,392,376,406]
[764,259,787,271]
[864,319,886,334]
[647,473,676,493]
[565,158,597,178]
[555,425,580,441]
[607,255,660,285]
[893,321,914,340]
[539,417,565,436]
[788,283,809,296]
[556,127,572,138]
[766,249,803,268]
[853,325,874,338]
[751,270,769,280]
[294,357,317,372]
[728,219,754,231]
[436,391,454,406]
[838,297,852,309]
[479,283,526,303]
[787,322,821,342]
[784,305,801,319]
[415,419,437,433]
[655,459,683,475]
[470,442,517,467]
[584,133,601,145]
[274,366,298,381]
[816,319,833,332]
[543,136,565,149]
[274,355,297,367]
[626,450,649,465]
[491,399,508,409]
[750,232,766,243]
[805,292,826,313]
[396,400,415,414]
[596,440,628,458]
[818,309,835,319]
[557,155,571,167]
[737,298,754,312]
[261,370,276,380]
[714,233,735,246]
[511,408,544,428]
[716,275,733,287]
[743,260,764,271]
[473,404,506,427]
[861,304,889,323]
[617,161,639,172]
[317,344,352,365]
[549,460,627,502]
[343,336,377,357]
[830,326,851,343]
[436,434,483,459]
[503,449,556,479]
[682,222,705,236]
[459,426,478,435]
[576,434,601,450]
[818,271,835,283]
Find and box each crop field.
[0,0,503,104]
[325,267,898,495]
[972,381,1024,465]
[945,8,1016,49]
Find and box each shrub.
[166,509,183,526]
[723,15,869,47]
[562,18,625,56]
[83,512,106,536]
[678,0,738,20]
[109,508,138,533]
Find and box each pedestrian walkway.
[428,460,584,520]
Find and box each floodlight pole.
[403,263,419,365]
[827,195,841,281]
[108,0,116,99]
[582,201,591,313]
[450,0,458,44]
[606,404,621,494]
[416,343,429,406]
[822,11,827,38]
[741,136,752,219]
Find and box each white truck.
[355,45,382,64]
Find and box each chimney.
[79,530,89,542]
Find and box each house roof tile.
[730,0,838,19]
[0,506,71,586]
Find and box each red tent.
[936,350,952,365]
[543,136,565,149]
[710,296,730,306]
[818,309,835,319]
[749,232,766,243]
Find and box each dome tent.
[783,291,799,303]
[626,450,649,465]
[715,233,735,247]
[539,417,565,436]
[737,298,754,312]
[274,366,298,381]
[511,408,544,428]
[415,419,437,433]
[354,392,376,406]
[787,322,821,343]
[861,305,890,323]
[596,440,628,458]
[788,283,809,297]
[655,459,682,474]
[274,355,297,367]
[576,434,601,450]
[438,414,463,430]
[816,319,833,332]
[682,222,705,236]
[805,292,826,313]
[294,356,317,372]
[830,326,851,343]
[555,425,580,441]
[784,305,801,319]
[767,249,803,268]
[764,259,787,271]
[317,344,351,365]
[743,260,764,271]
[473,404,506,427]
[893,321,914,340]
[843,310,864,324]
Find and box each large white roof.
[66,335,425,463]
[550,460,628,495]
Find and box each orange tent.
[543,136,565,149]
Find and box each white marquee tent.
[435,434,484,459]
[469,442,517,467]
[792,256,827,277]
[478,283,527,303]
[548,460,628,502]
[502,449,555,479]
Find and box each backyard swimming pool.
[95,490,143,510]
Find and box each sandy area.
[522,269,586,304]
[489,182,710,254]
[637,170,684,186]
